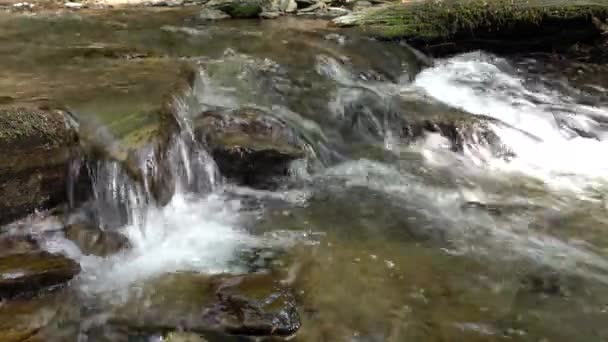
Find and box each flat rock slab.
[0,251,80,298]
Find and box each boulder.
[0,105,79,226]
[193,108,306,187]
[206,0,264,18]
[333,0,608,55]
[0,250,80,298]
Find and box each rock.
[0,105,79,226]
[0,236,39,257]
[401,110,514,158]
[352,0,371,11]
[64,2,84,9]
[64,223,130,257]
[0,291,72,342]
[198,8,231,20]
[333,0,608,56]
[200,50,292,107]
[0,251,80,298]
[278,0,297,12]
[110,272,300,338]
[193,108,306,188]
[259,11,280,19]
[206,0,263,18]
[164,332,209,342]
[205,275,300,336]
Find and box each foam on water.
[412,52,608,192]
[319,159,608,284]
[44,193,257,296]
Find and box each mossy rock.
[0,251,80,298]
[334,0,608,54]
[194,107,306,188]
[0,105,79,226]
[207,0,264,18]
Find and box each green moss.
[339,0,608,40]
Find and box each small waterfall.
[51,74,263,295]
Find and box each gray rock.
[259,11,280,19]
[198,8,231,20]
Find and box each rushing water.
[3,9,608,341]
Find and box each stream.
[2,7,608,342]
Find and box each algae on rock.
[334,0,608,54]
[0,105,79,225]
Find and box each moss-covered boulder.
[0,251,80,298]
[0,105,79,226]
[193,108,306,188]
[334,0,608,55]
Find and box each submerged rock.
[0,105,79,226]
[110,272,300,338]
[64,223,130,257]
[0,251,80,298]
[194,107,306,188]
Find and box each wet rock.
[194,108,305,188]
[333,0,608,56]
[198,8,231,20]
[0,291,71,342]
[0,105,79,226]
[111,272,300,338]
[401,110,515,158]
[64,223,130,257]
[0,251,80,298]
[206,0,263,18]
[206,275,300,336]
[0,235,39,257]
